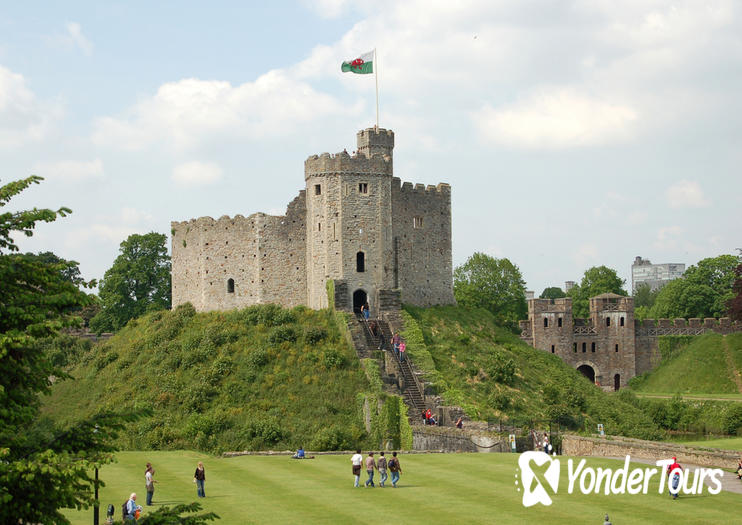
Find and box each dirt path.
[722,336,742,394]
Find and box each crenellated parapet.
[304,151,393,179]
[394,178,451,195]
[636,317,742,336]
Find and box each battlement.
[636,317,742,336]
[394,178,451,195]
[589,293,633,312]
[304,150,392,179]
[527,297,572,314]
[357,127,394,159]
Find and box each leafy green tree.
[539,287,566,300]
[0,176,133,524]
[727,263,742,321]
[567,266,627,318]
[139,503,219,524]
[453,252,527,328]
[91,232,171,332]
[633,283,659,309]
[651,255,739,319]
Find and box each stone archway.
[576,364,596,383]
[352,289,367,315]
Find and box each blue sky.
[2,1,740,295]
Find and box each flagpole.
[374,48,379,129]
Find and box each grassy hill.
[402,305,662,439]
[43,303,664,453]
[630,333,742,394]
[43,303,392,453]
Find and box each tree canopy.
[91,232,171,332]
[567,266,627,318]
[0,176,133,524]
[727,263,742,321]
[650,254,739,319]
[453,252,527,328]
[540,286,566,300]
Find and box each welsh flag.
[341,50,374,74]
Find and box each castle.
[171,127,455,314]
[519,294,742,390]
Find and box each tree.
[540,287,566,300]
[453,252,527,327]
[650,254,739,319]
[633,283,659,309]
[727,263,742,321]
[0,176,132,524]
[567,266,627,318]
[91,232,171,332]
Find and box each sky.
[2,0,740,295]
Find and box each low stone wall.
[412,426,511,453]
[563,434,740,469]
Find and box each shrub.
[268,325,298,344]
[93,351,118,371]
[305,327,328,345]
[309,425,353,451]
[243,417,285,447]
[323,348,345,369]
[722,404,742,435]
[487,352,516,385]
[246,349,268,370]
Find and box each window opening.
[620,317,625,327]
[227,278,234,293]
[606,317,611,327]
[356,251,365,273]
[582,342,586,353]
[573,343,577,353]
[413,216,423,228]
[615,344,619,353]
[543,317,548,328]
[314,184,321,195]
[591,342,596,352]
[358,183,368,194]
[551,345,555,353]
[558,317,563,327]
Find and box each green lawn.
[667,436,742,452]
[64,451,742,525]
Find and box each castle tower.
[304,128,395,311]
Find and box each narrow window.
[318,222,321,231]
[358,183,368,194]
[227,278,234,293]
[413,216,424,228]
[558,317,563,328]
[333,223,336,240]
[573,343,577,353]
[591,342,596,353]
[582,342,586,353]
[543,317,548,328]
[314,184,321,195]
[551,345,555,353]
[356,251,365,273]
[606,317,611,327]
[620,317,625,327]
[615,344,619,353]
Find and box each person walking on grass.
[388,451,402,488]
[144,463,157,506]
[124,493,141,522]
[194,461,206,498]
[351,449,363,487]
[378,452,388,487]
[365,452,377,487]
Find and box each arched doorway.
[576,364,595,383]
[352,289,367,316]
[614,374,621,391]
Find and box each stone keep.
[171,127,455,313]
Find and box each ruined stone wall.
[391,179,455,306]
[170,192,306,312]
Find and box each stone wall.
[562,434,740,469]
[392,179,455,307]
[412,426,510,453]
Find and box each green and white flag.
[341,50,374,74]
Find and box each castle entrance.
[576,364,595,383]
[614,374,621,391]
[352,289,367,316]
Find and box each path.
[634,393,742,402]
[722,336,742,394]
[606,456,742,494]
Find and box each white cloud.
[301,0,351,18]
[572,243,598,266]
[32,158,104,182]
[653,225,683,250]
[92,72,350,151]
[0,65,61,148]
[65,22,93,56]
[172,161,223,187]
[65,207,154,249]
[665,180,710,208]
[474,89,638,149]
[627,211,648,226]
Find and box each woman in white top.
[351,449,363,487]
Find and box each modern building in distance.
[631,256,685,292]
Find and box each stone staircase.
[349,314,427,422]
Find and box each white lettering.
[580,468,596,494]
[567,459,585,493]
[627,468,644,494]
[655,460,672,493]
[595,468,612,495]
[610,456,631,494]
[642,467,657,494]
[705,468,724,495]
[668,468,683,495]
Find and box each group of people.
[390,332,406,362]
[121,461,206,522]
[421,408,437,426]
[351,450,402,488]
